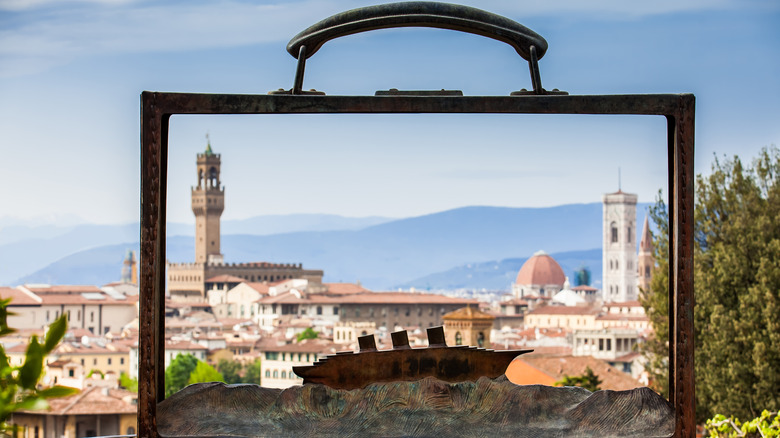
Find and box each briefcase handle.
[285,2,549,95]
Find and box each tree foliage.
[1,299,79,433]
[242,359,263,385]
[554,366,602,392]
[296,327,319,343]
[188,361,223,385]
[119,372,138,392]
[164,353,199,397]
[640,146,780,421]
[706,410,780,438]
[217,359,243,384]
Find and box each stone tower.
[442,306,495,348]
[637,214,654,292]
[121,249,137,285]
[192,137,224,264]
[602,190,638,302]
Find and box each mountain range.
[5,203,651,291]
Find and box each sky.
[0,0,778,225]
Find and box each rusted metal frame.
[669,96,696,438]
[140,92,695,438]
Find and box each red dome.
[515,251,565,286]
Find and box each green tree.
[119,372,138,392]
[216,359,243,384]
[1,299,79,433]
[187,361,223,385]
[641,146,780,421]
[164,353,199,397]
[242,359,263,385]
[296,327,319,342]
[555,366,602,392]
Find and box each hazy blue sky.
[1,0,777,224]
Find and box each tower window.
[611,222,618,243]
[628,227,632,243]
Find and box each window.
[607,339,612,351]
[628,227,632,242]
[333,307,339,315]
[281,371,287,378]
[93,358,97,365]
[599,339,604,351]
[90,311,94,323]
[273,370,278,378]
[317,306,322,315]
[405,308,410,317]
[69,369,74,377]
[477,332,485,347]
[369,308,374,317]
[611,222,618,243]
[121,358,125,365]
[455,332,462,345]
[46,310,50,321]
[265,370,270,378]
[394,308,399,316]
[355,308,361,317]
[108,358,112,365]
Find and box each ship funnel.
[358,334,377,352]
[391,330,411,350]
[427,326,447,347]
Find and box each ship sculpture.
[293,326,532,390]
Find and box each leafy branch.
[1,298,79,433]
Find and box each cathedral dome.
[515,250,566,286]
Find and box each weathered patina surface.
[159,377,675,437]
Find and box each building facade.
[336,292,476,331]
[442,306,494,347]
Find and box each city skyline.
[1,0,777,224]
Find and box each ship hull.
[294,346,531,390]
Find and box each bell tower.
[602,189,638,302]
[192,135,224,264]
[637,214,654,291]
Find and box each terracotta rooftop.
[206,274,245,283]
[442,305,495,321]
[245,282,271,294]
[42,387,137,415]
[515,251,566,286]
[166,340,208,351]
[1,286,40,305]
[36,293,136,306]
[324,283,371,295]
[23,285,102,294]
[507,355,642,391]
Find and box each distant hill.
[395,249,603,291]
[13,204,649,290]
[0,214,393,285]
